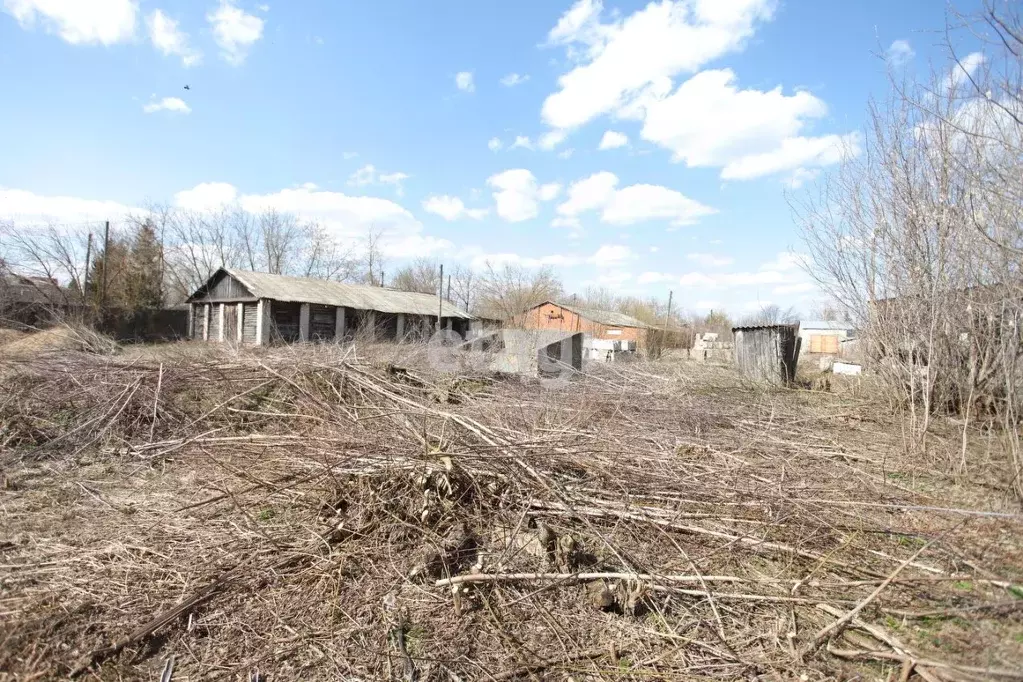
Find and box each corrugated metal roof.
[799,320,856,331]
[731,324,798,332]
[556,301,652,329]
[194,268,473,319]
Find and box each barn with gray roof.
[186,268,472,344]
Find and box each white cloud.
[673,251,810,291]
[174,182,449,258]
[486,169,561,223]
[538,130,567,150]
[343,151,359,160]
[693,300,720,310]
[946,51,985,91]
[422,195,488,221]
[541,0,774,131]
[556,171,715,227]
[772,282,814,295]
[500,73,529,87]
[0,187,135,225]
[207,0,264,66]
[722,134,859,180]
[256,3,269,11]
[598,130,628,150]
[686,252,733,267]
[782,167,820,189]
[636,68,858,179]
[510,135,534,150]
[590,244,634,267]
[488,137,503,152]
[557,148,575,159]
[887,39,914,67]
[637,271,674,284]
[173,182,239,210]
[143,96,191,114]
[347,165,409,195]
[2,0,137,45]
[147,9,201,67]
[455,71,475,92]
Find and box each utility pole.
[100,221,110,310]
[437,263,444,332]
[662,290,673,334]
[446,274,451,302]
[83,232,93,303]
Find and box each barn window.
[809,334,839,354]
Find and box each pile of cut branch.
[1,344,1020,680]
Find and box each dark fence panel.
[95,308,189,343]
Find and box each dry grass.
[0,339,1021,681]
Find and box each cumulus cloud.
[886,39,914,66]
[143,96,191,114]
[946,51,985,92]
[634,69,859,179]
[509,135,534,150]
[598,130,628,150]
[486,169,561,222]
[207,0,264,65]
[590,244,634,267]
[455,71,475,92]
[147,9,201,66]
[347,165,410,195]
[555,171,715,228]
[538,130,567,150]
[500,73,529,87]
[686,252,733,267]
[0,187,136,225]
[2,0,138,45]
[539,1,855,180]
[541,0,774,131]
[174,182,449,258]
[488,137,503,152]
[422,195,489,221]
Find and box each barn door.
[224,304,239,343]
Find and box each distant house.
[0,271,82,325]
[511,300,651,359]
[797,320,856,355]
[186,268,473,345]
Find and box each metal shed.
[732,324,799,385]
[186,268,473,345]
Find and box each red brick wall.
[512,302,646,346]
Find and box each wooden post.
[396,313,405,342]
[218,303,226,342]
[437,263,444,332]
[203,303,211,341]
[366,310,376,341]
[335,306,346,342]
[236,302,244,343]
[662,290,673,333]
[299,303,310,342]
[83,232,92,302]
[255,299,266,345]
[100,221,110,310]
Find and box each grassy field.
[1,331,1021,681]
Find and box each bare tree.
[792,0,1023,492]
[449,265,477,314]
[740,304,799,327]
[391,258,442,294]
[0,221,93,304]
[361,227,386,286]
[478,262,562,320]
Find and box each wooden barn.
[186,268,472,345]
[732,324,799,385]
[512,300,651,348]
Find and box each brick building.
[512,300,650,348]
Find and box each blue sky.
[0,0,980,314]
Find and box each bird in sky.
[183,85,190,90]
